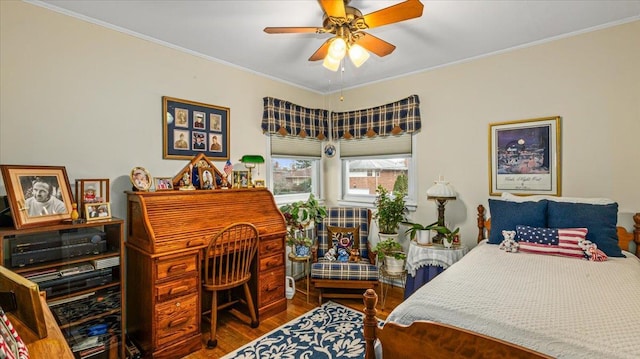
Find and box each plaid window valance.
[332,95,421,140]
[262,97,329,140]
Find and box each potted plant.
[374,237,406,274]
[404,220,439,245]
[286,235,313,256]
[373,185,408,237]
[279,194,327,257]
[433,225,460,248]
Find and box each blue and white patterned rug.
[222,301,379,359]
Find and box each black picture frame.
[163,96,230,160]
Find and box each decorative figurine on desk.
[71,203,79,220]
[179,167,195,190]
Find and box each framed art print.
[488,116,561,196]
[0,165,74,229]
[163,96,230,160]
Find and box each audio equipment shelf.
[0,218,125,359]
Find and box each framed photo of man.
[0,165,74,229]
[162,96,230,160]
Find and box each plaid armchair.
[311,207,379,304]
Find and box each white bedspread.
[386,241,640,358]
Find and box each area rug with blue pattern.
[221,301,380,359]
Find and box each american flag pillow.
[516,225,588,258]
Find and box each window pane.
[345,158,409,195]
[272,158,315,196]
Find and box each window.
[268,136,322,202]
[340,135,416,207]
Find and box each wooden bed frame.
[363,205,640,359]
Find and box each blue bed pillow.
[487,199,548,244]
[547,201,622,257]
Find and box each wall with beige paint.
[324,20,639,246]
[1,1,638,247]
[0,1,322,219]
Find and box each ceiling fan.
[264,0,424,71]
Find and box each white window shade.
[340,134,412,157]
[271,135,322,158]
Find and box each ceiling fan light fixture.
[348,43,370,68]
[327,37,347,59]
[322,53,341,71]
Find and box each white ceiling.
[33,0,640,94]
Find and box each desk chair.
[202,222,259,348]
[311,207,379,304]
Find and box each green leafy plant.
[433,225,460,244]
[285,236,313,247]
[279,193,327,246]
[373,185,407,234]
[403,220,439,240]
[374,237,406,261]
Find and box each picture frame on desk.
[163,96,230,161]
[153,177,174,191]
[85,202,111,221]
[172,153,223,189]
[233,171,249,188]
[488,116,561,196]
[130,167,152,192]
[0,165,74,230]
[75,179,109,219]
[198,168,215,190]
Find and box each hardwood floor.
[182,280,406,359]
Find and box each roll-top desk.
[125,188,287,359]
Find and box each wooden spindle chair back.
[202,222,260,348]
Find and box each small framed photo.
[210,113,222,132]
[198,168,215,190]
[85,202,111,221]
[233,170,249,188]
[130,167,152,191]
[175,108,189,128]
[154,177,174,191]
[254,179,265,188]
[0,165,74,229]
[75,179,109,219]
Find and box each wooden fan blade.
[308,38,332,61]
[264,27,321,34]
[363,0,424,29]
[318,0,346,18]
[356,33,396,57]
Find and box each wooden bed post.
[363,289,378,359]
[477,204,486,243]
[634,213,640,258]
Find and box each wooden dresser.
[125,188,287,359]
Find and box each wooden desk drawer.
[260,238,283,254]
[155,294,199,348]
[156,254,198,282]
[259,268,285,307]
[156,276,198,302]
[259,254,284,272]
